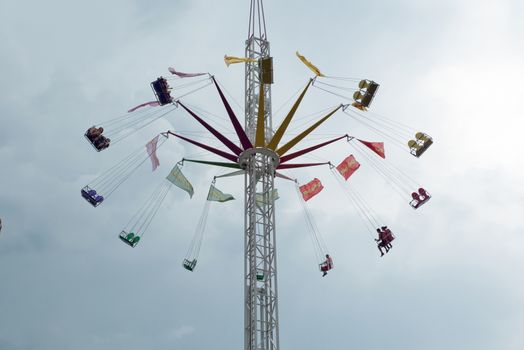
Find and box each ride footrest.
[119,231,140,248]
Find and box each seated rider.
[86,127,103,142]
[93,136,110,150]
[375,228,389,256]
[321,254,333,277]
[382,226,394,249]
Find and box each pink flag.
[127,101,160,113]
[358,139,385,158]
[146,135,160,171]
[168,67,206,78]
[299,178,324,201]
[336,155,360,180]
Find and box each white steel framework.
[244,1,279,350]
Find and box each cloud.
[168,325,195,339]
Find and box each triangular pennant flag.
[207,185,235,202]
[358,139,385,158]
[166,165,194,198]
[299,178,324,201]
[336,155,360,180]
[146,135,160,171]
[256,189,279,205]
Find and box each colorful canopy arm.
[212,77,253,150]
[167,131,238,162]
[280,134,348,163]
[276,105,343,156]
[277,162,330,169]
[183,158,242,169]
[275,172,296,182]
[214,170,245,178]
[255,82,266,147]
[267,79,313,150]
[178,101,243,155]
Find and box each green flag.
[166,165,194,198]
[256,189,279,205]
[207,185,235,202]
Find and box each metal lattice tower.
[243,1,279,349]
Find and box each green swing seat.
[119,231,140,248]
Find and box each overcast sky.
[1,0,523,349]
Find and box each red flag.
[299,178,324,201]
[127,101,160,113]
[358,139,385,158]
[336,155,360,180]
[146,135,160,171]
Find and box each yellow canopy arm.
[267,79,313,150]
[255,83,265,147]
[276,105,343,156]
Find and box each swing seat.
[319,261,333,272]
[151,77,173,106]
[84,126,110,152]
[408,134,433,157]
[81,186,104,207]
[256,270,265,281]
[119,231,140,247]
[183,259,197,271]
[355,80,380,108]
[384,232,395,244]
[84,129,102,152]
[409,189,431,209]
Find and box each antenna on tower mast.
[248,0,267,40]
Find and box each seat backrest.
[415,132,429,142]
[408,140,421,149]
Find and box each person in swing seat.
[375,228,389,256]
[320,254,333,277]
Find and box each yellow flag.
[224,55,257,67]
[296,51,325,77]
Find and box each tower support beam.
[244,1,279,349]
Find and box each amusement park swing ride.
[81,1,433,349]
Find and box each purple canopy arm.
[212,77,253,150]
[167,131,238,162]
[178,101,243,155]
